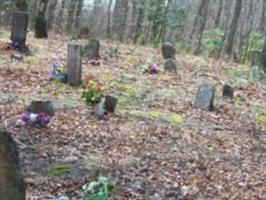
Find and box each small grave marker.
[223,85,234,99]
[67,44,82,86]
[28,100,55,116]
[193,84,215,111]
[162,42,176,59]
[83,38,100,60]
[164,59,177,74]
[104,95,118,113]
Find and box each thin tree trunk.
[192,0,210,55]
[107,0,113,39]
[215,0,223,27]
[225,0,242,56]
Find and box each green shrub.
[201,28,224,57]
[83,176,116,200]
[239,32,264,63]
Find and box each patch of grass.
[47,164,71,177]
[87,155,101,167]
[149,111,163,119]
[169,113,183,125]
[83,176,116,200]
[129,158,141,167]
[96,71,113,81]
[255,112,266,123]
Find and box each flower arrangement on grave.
[144,61,160,74]
[3,41,18,51]
[19,112,52,128]
[49,63,68,83]
[82,76,105,105]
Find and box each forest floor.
[0,30,266,200]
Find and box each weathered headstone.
[104,95,118,113]
[35,14,48,38]
[251,50,261,67]
[164,59,177,74]
[67,44,82,86]
[162,42,176,59]
[95,99,105,119]
[223,85,234,99]
[83,38,100,60]
[10,11,28,46]
[193,84,215,111]
[28,100,55,116]
[0,130,25,200]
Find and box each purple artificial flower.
[21,112,30,122]
[36,113,51,126]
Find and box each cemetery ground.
[0,30,266,200]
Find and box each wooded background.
[0,0,265,61]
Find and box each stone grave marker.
[223,85,234,99]
[83,38,100,60]
[193,84,215,111]
[162,42,176,59]
[95,99,105,119]
[104,95,118,113]
[67,44,82,86]
[0,130,25,200]
[10,11,28,47]
[28,100,55,116]
[164,59,177,74]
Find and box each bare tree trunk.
[133,3,145,43]
[107,0,113,39]
[55,0,66,33]
[191,0,210,54]
[72,0,84,37]
[65,0,76,34]
[260,0,266,33]
[112,0,129,42]
[46,0,58,31]
[35,0,48,38]
[225,0,242,56]
[262,31,266,72]
[214,0,223,27]
[158,0,172,42]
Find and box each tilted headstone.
[223,85,234,99]
[164,59,177,74]
[162,42,176,59]
[104,95,118,113]
[193,84,215,111]
[67,44,82,86]
[251,50,262,67]
[83,38,100,60]
[0,130,25,200]
[28,100,55,116]
[95,99,105,119]
[10,11,28,46]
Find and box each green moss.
[168,113,183,125]
[149,111,163,119]
[255,112,266,123]
[47,164,71,177]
